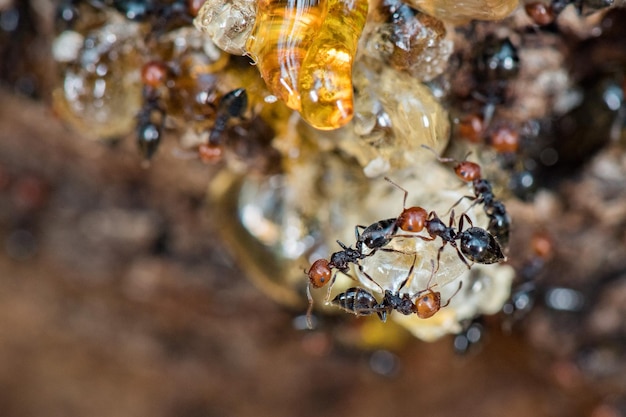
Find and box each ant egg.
[403,0,519,22]
[298,0,369,129]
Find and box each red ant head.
[415,289,442,319]
[198,143,223,163]
[531,231,553,260]
[458,114,484,143]
[454,161,481,182]
[307,259,332,288]
[525,2,555,25]
[397,206,428,232]
[489,126,520,153]
[141,61,168,88]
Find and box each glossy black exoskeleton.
[458,227,505,264]
[208,88,248,145]
[136,94,165,161]
[331,287,386,321]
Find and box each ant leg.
[306,284,315,329]
[441,281,463,309]
[451,242,472,269]
[384,177,409,209]
[459,213,473,231]
[354,225,366,243]
[356,264,384,293]
[444,195,476,216]
[323,272,339,304]
[434,243,446,274]
[397,254,418,292]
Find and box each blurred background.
[0,1,625,416]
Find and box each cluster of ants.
[305,149,510,329]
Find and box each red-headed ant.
[422,145,511,248]
[331,258,463,321]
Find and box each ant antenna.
[441,281,464,309]
[421,144,472,164]
[384,176,409,209]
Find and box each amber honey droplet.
[489,126,520,153]
[405,0,519,22]
[298,0,369,130]
[525,2,554,25]
[245,0,325,111]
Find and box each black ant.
[384,178,505,270]
[305,240,385,328]
[198,88,248,163]
[331,258,463,321]
[136,60,173,163]
[422,146,511,248]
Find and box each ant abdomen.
[459,227,505,264]
[331,287,385,320]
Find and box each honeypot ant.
[422,145,511,248]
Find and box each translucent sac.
[363,1,454,82]
[298,0,369,130]
[193,0,257,55]
[404,0,519,22]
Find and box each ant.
[137,61,170,162]
[305,240,384,328]
[422,145,511,248]
[198,88,248,163]
[384,178,505,270]
[331,258,463,321]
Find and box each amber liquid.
[245,0,325,111]
[298,0,369,130]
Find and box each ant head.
[141,61,169,88]
[454,161,482,182]
[488,125,520,154]
[307,259,332,289]
[397,206,428,232]
[458,114,485,143]
[415,288,442,319]
[198,143,223,163]
[525,2,555,26]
